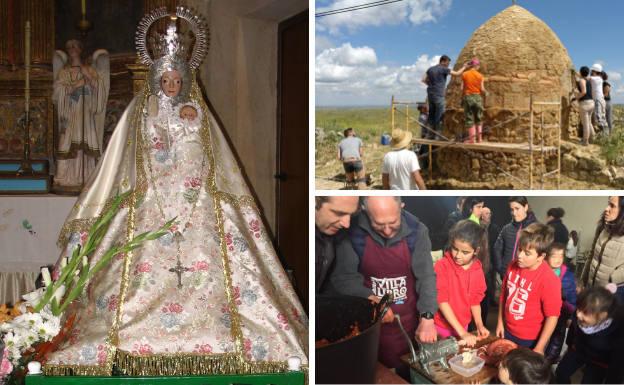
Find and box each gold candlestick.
[77,0,91,36]
[18,21,33,175]
[25,21,30,113]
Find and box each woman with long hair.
[581,196,624,304]
[492,197,537,279]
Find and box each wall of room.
[528,196,607,254]
[183,0,307,233]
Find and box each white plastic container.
[448,353,485,377]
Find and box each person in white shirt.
[566,230,579,270]
[589,63,608,133]
[381,129,426,190]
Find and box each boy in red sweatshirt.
[496,223,561,353]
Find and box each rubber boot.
[477,124,483,143]
[464,125,476,144]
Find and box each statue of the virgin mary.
[44,7,307,376]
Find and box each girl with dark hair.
[492,196,537,279]
[433,220,489,347]
[555,286,624,384]
[498,347,551,384]
[462,196,485,224]
[546,207,569,244]
[581,196,624,303]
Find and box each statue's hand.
[81,65,97,85]
[73,78,86,90]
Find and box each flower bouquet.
[0,193,174,384]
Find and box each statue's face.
[66,41,82,59]
[161,70,182,97]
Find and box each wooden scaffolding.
[391,95,562,189]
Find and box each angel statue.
[52,39,110,190]
[43,7,307,378]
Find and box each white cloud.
[316,43,378,83]
[315,35,335,55]
[316,43,441,105]
[317,0,452,35]
[408,0,452,24]
[608,71,621,82]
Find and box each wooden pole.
[529,94,534,189]
[557,104,561,189]
[540,111,544,189]
[428,144,432,184]
[406,104,409,132]
[391,95,395,131]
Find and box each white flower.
[13,311,43,329]
[3,331,26,357]
[21,287,46,309]
[37,319,61,340]
[53,284,66,304]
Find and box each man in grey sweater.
[330,196,438,379]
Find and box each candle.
[25,21,30,113]
[81,0,86,18]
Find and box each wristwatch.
[420,311,434,320]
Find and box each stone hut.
[437,5,576,187]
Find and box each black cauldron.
[316,295,382,384]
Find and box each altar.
[0,195,76,305]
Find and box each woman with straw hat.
[381,129,427,190]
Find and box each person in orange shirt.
[461,58,487,143]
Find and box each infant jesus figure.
[180,104,198,121]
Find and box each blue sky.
[316,0,624,106]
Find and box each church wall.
[184,0,306,233]
[528,196,605,256]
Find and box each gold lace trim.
[56,190,136,247]
[45,353,307,385]
[192,78,246,356]
[57,218,98,247]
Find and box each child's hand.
[533,346,545,355]
[477,325,490,338]
[495,322,505,338]
[460,333,477,347]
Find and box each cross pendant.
[169,259,190,289]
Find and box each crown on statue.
[136,6,208,70]
[149,19,190,62]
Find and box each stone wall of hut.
[436,5,576,185]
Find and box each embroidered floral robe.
[44,84,308,376]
